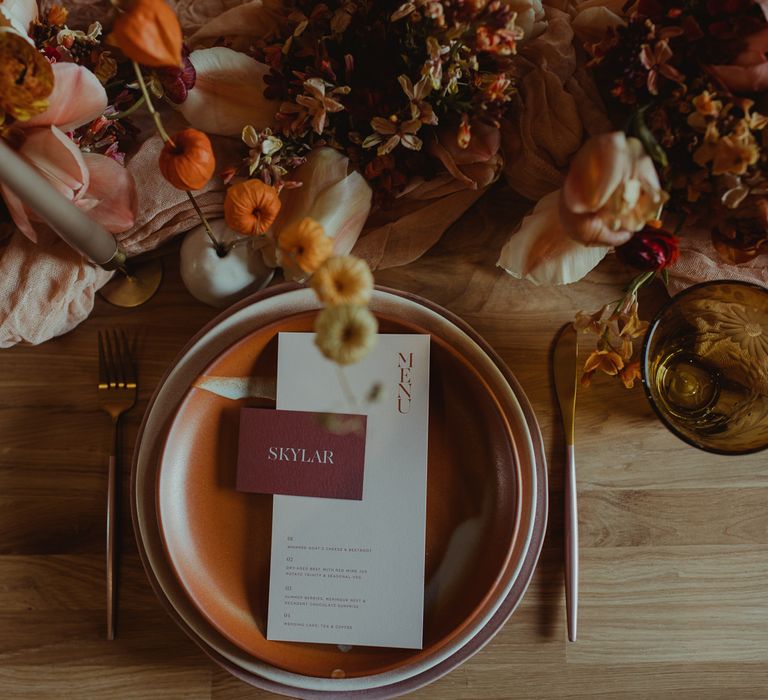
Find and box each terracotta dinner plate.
[157,312,522,678]
[132,285,547,696]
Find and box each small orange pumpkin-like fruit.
[224,179,282,236]
[109,0,182,68]
[159,129,216,191]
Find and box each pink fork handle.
[107,452,116,640]
[565,443,578,642]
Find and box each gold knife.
[553,323,579,642]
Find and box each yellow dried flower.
[712,123,760,176]
[311,256,374,306]
[47,6,69,25]
[314,304,378,365]
[0,30,54,121]
[279,217,333,274]
[583,349,624,376]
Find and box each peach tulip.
[497,191,611,285]
[561,131,665,247]
[178,47,280,136]
[1,62,137,242]
[497,132,666,285]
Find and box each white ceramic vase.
[179,219,274,308]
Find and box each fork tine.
[120,330,135,385]
[97,331,109,387]
[104,330,117,387]
[112,329,126,387]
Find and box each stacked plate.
[131,285,548,698]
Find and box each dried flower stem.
[131,62,173,145]
[132,61,225,253]
[106,94,146,121]
[185,191,227,256]
[335,366,359,409]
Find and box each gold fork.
[97,330,137,640]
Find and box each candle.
[0,139,122,267]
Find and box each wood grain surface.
[1,187,766,699]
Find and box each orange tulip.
[224,179,281,236]
[158,128,215,190]
[109,0,182,68]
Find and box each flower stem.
[185,191,226,255]
[106,94,146,120]
[132,60,225,253]
[131,61,174,145]
[335,367,359,409]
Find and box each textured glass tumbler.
[641,281,768,455]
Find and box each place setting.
[1,0,767,698]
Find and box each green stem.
[185,191,225,254]
[131,62,173,145]
[106,94,146,120]
[611,270,656,316]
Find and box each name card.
[236,408,367,500]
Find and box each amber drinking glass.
[641,281,768,455]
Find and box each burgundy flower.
[157,45,196,104]
[706,0,754,15]
[616,227,680,270]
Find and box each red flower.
[157,46,196,104]
[616,227,680,270]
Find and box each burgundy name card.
[236,408,367,500]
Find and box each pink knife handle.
[565,443,578,642]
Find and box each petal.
[188,0,283,49]
[438,122,501,166]
[19,126,89,201]
[1,183,37,240]
[81,153,138,232]
[371,117,396,134]
[273,147,348,229]
[0,0,37,38]
[561,207,635,247]
[740,27,768,58]
[178,47,280,136]
[562,132,630,214]
[353,186,483,269]
[497,190,610,285]
[711,63,768,94]
[430,136,478,189]
[1,126,92,242]
[25,62,108,131]
[273,147,372,255]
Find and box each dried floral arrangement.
[231,0,524,203]
[1,0,766,370]
[543,0,768,388]
[0,0,378,364]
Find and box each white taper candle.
[0,139,122,267]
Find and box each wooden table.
[1,189,766,698]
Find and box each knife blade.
[552,323,579,642]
